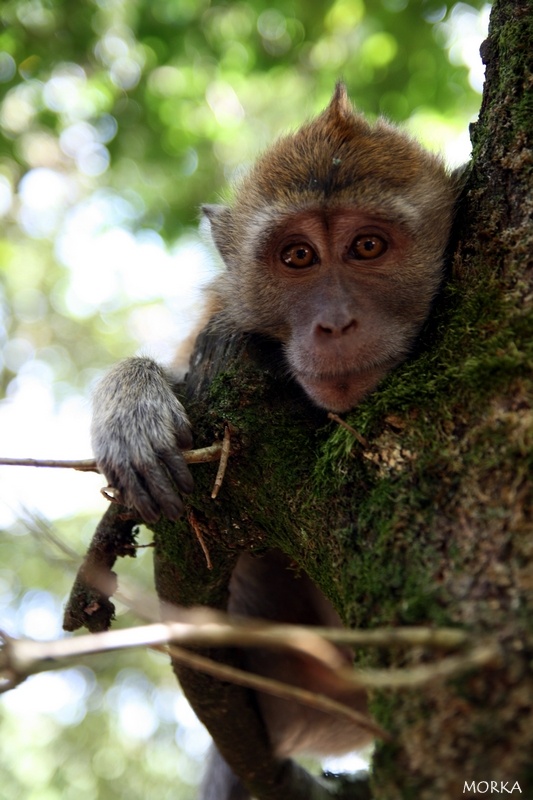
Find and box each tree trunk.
[153,1,532,797]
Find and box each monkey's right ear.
[201,204,231,224]
[201,204,234,264]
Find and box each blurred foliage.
[0,512,210,800]
[0,1,490,798]
[0,0,489,396]
[0,0,487,233]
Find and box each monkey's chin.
[297,369,384,413]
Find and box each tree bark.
[153,1,532,797]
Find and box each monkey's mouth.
[296,366,387,412]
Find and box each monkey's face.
[251,207,443,411]
[203,85,459,412]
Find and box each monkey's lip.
[296,366,386,412]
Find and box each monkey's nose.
[316,318,357,339]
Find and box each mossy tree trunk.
[153,1,532,797]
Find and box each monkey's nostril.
[317,319,357,338]
[341,319,357,335]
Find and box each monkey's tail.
[199,746,251,800]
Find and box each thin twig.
[0,442,224,473]
[347,643,502,689]
[2,612,501,697]
[74,567,473,653]
[183,443,225,464]
[0,624,386,740]
[211,425,231,499]
[328,413,369,447]
[306,625,469,650]
[0,618,349,692]
[0,457,100,472]
[187,509,213,570]
[164,643,389,742]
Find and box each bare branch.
[63,504,140,633]
[0,623,386,739]
[184,442,225,464]
[309,625,470,650]
[0,442,224,473]
[164,643,389,741]
[347,643,502,689]
[2,610,502,707]
[3,617,345,677]
[0,457,100,472]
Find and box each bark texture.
[153,1,532,796]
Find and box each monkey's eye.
[349,234,387,260]
[280,242,318,269]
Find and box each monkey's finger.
[173,418,193,451]
[128,487,164,525]
[102,462,164,524]
[158,449,194,495]
[139,460,186,521]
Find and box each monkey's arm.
[91,356,194,523]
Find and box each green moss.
[153,6,532,787]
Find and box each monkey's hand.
[91,357,194,524]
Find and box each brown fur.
[206,83,456,266]
[91,84,463,800]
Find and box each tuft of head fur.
[204,83,458,275]
[234,82,452,216]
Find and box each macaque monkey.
[91,83,461,798]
